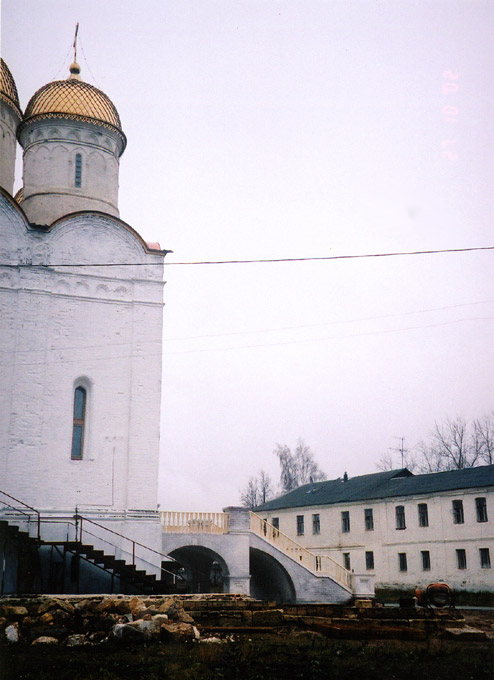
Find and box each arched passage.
[168,546,229,594]
[249,547,296,603]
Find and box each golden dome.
[0,58,22,119]
[21,63,125,149]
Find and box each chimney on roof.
[343,472,348,482]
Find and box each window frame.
[296,515,304,536]
[341,511,350,533]
[312,513,320,535]
[418,503,429,527]
[395,505,406,530]
[398,552,408,572]
[421,550,431,571]
[71,385,87,460]
[452,500,464,524]
[456,548,467,570]
[343,552,351,571]
[475,497,488,523]
[75,152,83,188]
[364,508,374,531]
[365,551,375,570]
[479,548,491,569]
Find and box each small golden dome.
[0,58,22,119]
[22,64,125,149]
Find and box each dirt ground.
[1,608,493,680]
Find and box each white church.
[0,55,169,593]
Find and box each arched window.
[75,153,82,187]
[71,386,86,459]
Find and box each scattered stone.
[128,596,148,617]
[5,623,19,643]
[32,636,58,645]
[65,634,91,646]
[1,605,28,618]
[39,612,53,624]
[111,623,146,642]
[444,626,487,641]
[38,598,74,616]
[160,622,200,641]
[201,636,223,644]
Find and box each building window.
[365,551,374,570]
[341,511,350,533]
[476,497,488,523]
[398,553,407,572]
[456,548,467,569]
[421,550,431,571]
[312,514,320,535]
[296,515,304,536]
[452,500,464,524]
[480,548,491,569]
[395,505,406,530]
[418,503,429,527]
[71,386,86,460]
[272,517,279,536]
[75,153,82,187]
[343,552,351,570]
[315,555,322,571]
[364,508,374,531]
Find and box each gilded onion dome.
[0,58,22,119]
[20,62,126,152]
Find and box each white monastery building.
[255,466,494,594]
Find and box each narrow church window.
[71,386,86,459]
[75,153,82,187]
[421,550,431,571]
[296,515,304,536]
[343,552,351,570]
[364,508,374,530]
[312,513,320,534]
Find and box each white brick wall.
[0,199,164,517]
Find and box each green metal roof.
[255,465,494,512]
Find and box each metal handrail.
[250,511,352,589]
[0,489,41,539]
[75,513,180,570]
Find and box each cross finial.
[73,22,79,63]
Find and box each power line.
[166,299,494,341]
[1,245,493,269]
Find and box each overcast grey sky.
[2,0,493,511]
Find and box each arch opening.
[168,546,229,595]
[249,547,296,603]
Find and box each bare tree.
[473,412,494,465]
[416,417,480,472]
[240,469,274,508]
[275,439,326,493]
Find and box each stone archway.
[249,547,296,603]
[168,546,230,594]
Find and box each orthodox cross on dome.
[69,23,81,80]
[73,22,79,63]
